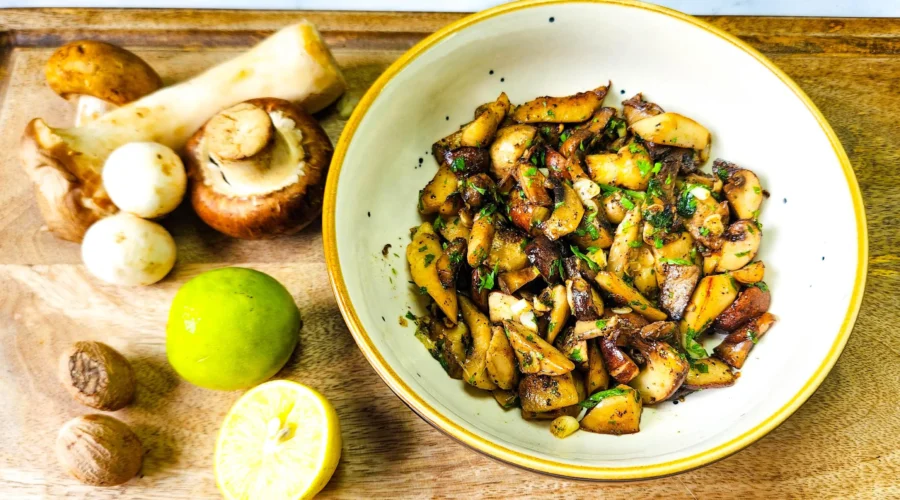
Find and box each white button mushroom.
[102,142,187,219]
[81,213,176,286]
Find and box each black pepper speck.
[489,69,494,75]
[367,211,371,217]
[620,89,626,94]
[381,316,386,321]
[822,256,825,261]
[784,198,787,204]
[549,16,555,22]
[500,77,505,82]
[418,157,423,163]
[445,116,450,120]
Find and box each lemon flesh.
[216,380,341,500]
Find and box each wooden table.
[0,9,897,499]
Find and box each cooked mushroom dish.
[406,85,775,437]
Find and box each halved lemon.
[215,380,341,500]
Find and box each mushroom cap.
[45,41,162,106]
[184,98,332,239]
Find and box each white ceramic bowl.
[324,0,866,480]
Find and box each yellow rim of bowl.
[323,0,868,480]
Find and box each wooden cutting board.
[0,9,897,499]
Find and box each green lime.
[166,267,300,391]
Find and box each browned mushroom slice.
[593,271,667,322]
[435,212,470,243]
[488,293,538,331]
[544,148,590,182]
[512,84,610,123]
[537,284,569,343]
[598,336,639,384]
[407,222,458,321]
[607,204,643,277]
[658,263,701,320]
[585,143,654,191]
[518,372,580,412]
[514,162,553,207]
[622,93,664,126]
[639,321,676,340]
[460,173,496,209]
[459,296,497,390]
[425,317,466,379]
[521,405,580,421]
[731,261,765,284]
[418,164,460,215]
[543,180,585,241]
[434,92,510,153]
[435,146,491,176]
[525,235,564,284]
[572,315,627,341]
[487,226,529,272]
[492,389,519,409]
[713,284,771,331]
[714,159,764,220]
[554,327,588,370]
[714,312,777,369]
[709,219,762,273]
[678,274,739,358]
[470,266,490,311]
[467,212,495,267]
[436,237,467,289]
[579,384,642,435]
[563,255,599,282]
[628,338,689,405]
[631,112,711,163]
[559,107,617,159]
[508,189,551,236]
[505,320,575,376]
[566,277,604,320]
[487,326,519,390]
[684,358,736,390]
[46,41,163,125]
[585,339,610,394]
[490,124,537,180]
[498,266,541,295]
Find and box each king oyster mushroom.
[20,22,345,241]
[184,98,332,239]
[45,41,162,125]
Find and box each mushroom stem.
[73,95,117,126]
[206,102,276,182]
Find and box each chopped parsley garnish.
[620,196,636,210]
[449,251,463,264]
[694,362,709,374]
[570,348,584,363]
[652,162,662,175]
[547,109,555,117]
[478,263,500,292]
[418,286,428,296]
[676,188,698,217]
[451,157,466,173]
[570,245,600,271]
[405,311,417,321]
[628,143,643,154]
[628,240,643,248]
[578,387,628,409]
[637,159,653,178]
[595,319,607,329]
[748,281,769,292]
[467,181,486,195]
[433,216,445,231]
[525,166,538,177]
[714,164,729,181]
[644,206,675,231]
[753,186,762,194]
[530,155,539,166]
[735,250,751,257]
[747,330,758,344]
[579,140,585,151]
[556,258,566,281]
[699,227,710,237]
[559,132,570,143]
[424,254,435,266]
[526,334,535,342]
[654,238,664,249]
[479,203,497,217]
[683,327,708,359]
[646,178,664,199]
[418,245,428,252]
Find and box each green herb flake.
[418,286,428,296]
[570,245,600,271]
[595,319,607,330]
[660,257,692,266]
[405,311,417,321]
[699,227,710,237]
[753,186,762,194]
[530,155,539,166]
[478,263,500,292]
[451,157,466,173]
[637,159,653,178]
[695,362,709,374]
[578,387,628,409]
[735,250,751,257]
[526,334,535,342]
[433,216,445,231]
[468,181,486,195]
[747,330,758,344]
[559,132,570,143]
[579,140,585,151]
[620,196,636,210]
[449,251,463,265]
[628,143,643,154]
[547,109,555,118]
[570,348,584,363]
[749,281,769,292]
[525,167,538,177]
[651,162,662,175]
[654,237,664,249]
[392,268,398,275]
[418,245,428,252]
[479,203,497,217]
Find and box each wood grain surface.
[0,9,897,499]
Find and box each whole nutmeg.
[58,341,135,411]
[56,414,143,486]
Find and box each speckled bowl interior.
[324,0,865,480]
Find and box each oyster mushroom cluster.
[20,21,346,285]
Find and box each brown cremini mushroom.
[184,98,333,239]
[45,41,162,125]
